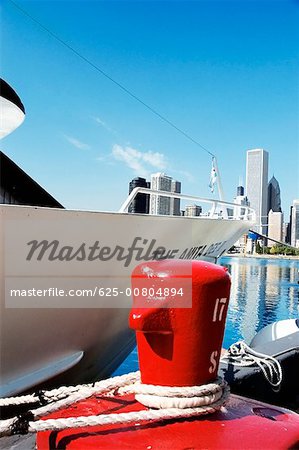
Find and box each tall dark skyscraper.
[291,200,299,247]
[171,179,181,216]
[128,177,150,214]
[237,185,244,197]
[286,206,293,244]
[267,175,282,213]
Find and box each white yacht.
[0,80,255,396]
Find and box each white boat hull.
[0,204,253,396]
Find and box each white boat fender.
[250,318,299,349]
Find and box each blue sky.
[2,0,298,216]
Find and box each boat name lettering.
[179,241,227,259]
[26,238,180,267]
[179,245,207,259]
[205,241,227,256]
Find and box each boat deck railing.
[119,187,256,222]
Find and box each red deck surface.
[36,393,299,449]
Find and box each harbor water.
[114,256,299,376]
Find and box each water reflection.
[221,256,299,347]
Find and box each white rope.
[119,376,225,397]
[220,341,283,388]
[28,392,229,433]
[0,372,229,437]
[32,372,140,418]
[0,372,140,407]
[127,376,226,409]
[135,388,224,409]
[0,394,39,407]
[0,419,16,436]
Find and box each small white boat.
[0,80,255,397]
[219,319,299,410]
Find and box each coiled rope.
[220,341,283,388]
[0,371,229,437]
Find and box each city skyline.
[2,1,298,215]
[135,150,298,245]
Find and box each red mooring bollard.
[129,260,231,386]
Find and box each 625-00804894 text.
[9,287,185,298]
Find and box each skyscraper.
[246,149,269,235]
[185,204,202,216]
[128,177,150,214]
[285,206,293,244]
[233,184,249,248]
[150,173,181,215]
[268,210,283,246]
[171,179,181,216]
[267,175,282,213]
[233,184,250,219]
[237,185,245,196]
[291,199,299,248]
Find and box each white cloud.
[142,151,167,169]
[64,135,90,150]
[111,144,167,177]
[96,155,107,162]
[93,116,113,133]
[172,169,195,183]
[96,154,115,166]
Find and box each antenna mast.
[212,156,225,202]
